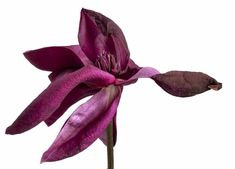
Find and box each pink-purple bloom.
[6,8,222,162]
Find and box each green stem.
[107,121,114,169]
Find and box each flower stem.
[107,121,114,169]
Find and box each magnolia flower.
[6,8,222,163]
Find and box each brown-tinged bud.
[152,71,222,97]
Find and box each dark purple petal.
[66,45,93,66]
[44,84,100,126]
[78,8,130,70]
[116,67,160,85]
[117,59,141,80]
[47,45,94,82]
[41,85,122,162]
[108,33,130,70]
[152,71,222,97]
[127,59,140,71]
[78,9,100,62]
[6,66,115,134]
[24,45,85,71]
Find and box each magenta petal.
[44,84,99,126]
[116,67,160,85]
[6,66,115,134]
[78,9,130,69]
[24,45,85,71]
[78,8,101,62]
[46,69,100,126]
[66,45,93,66]
[41,85,122,162]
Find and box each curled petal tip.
[208,82,222,91]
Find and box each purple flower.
[5,8,222,162]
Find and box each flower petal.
[6,66,115,134]
[41,85,122,162]
[24,45,85,71]
[109,33,130,70]
[45,69,100,126]
[127,59,140,71]
[152,71,222,97]
[47,45,94,82]
[66,45,93,66]
[44,84,100,126]
[116,67,160,85]
[118,59,141,79]
[78,8,130,69]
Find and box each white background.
[0,0,234,168]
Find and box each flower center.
[95,51,122,75]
